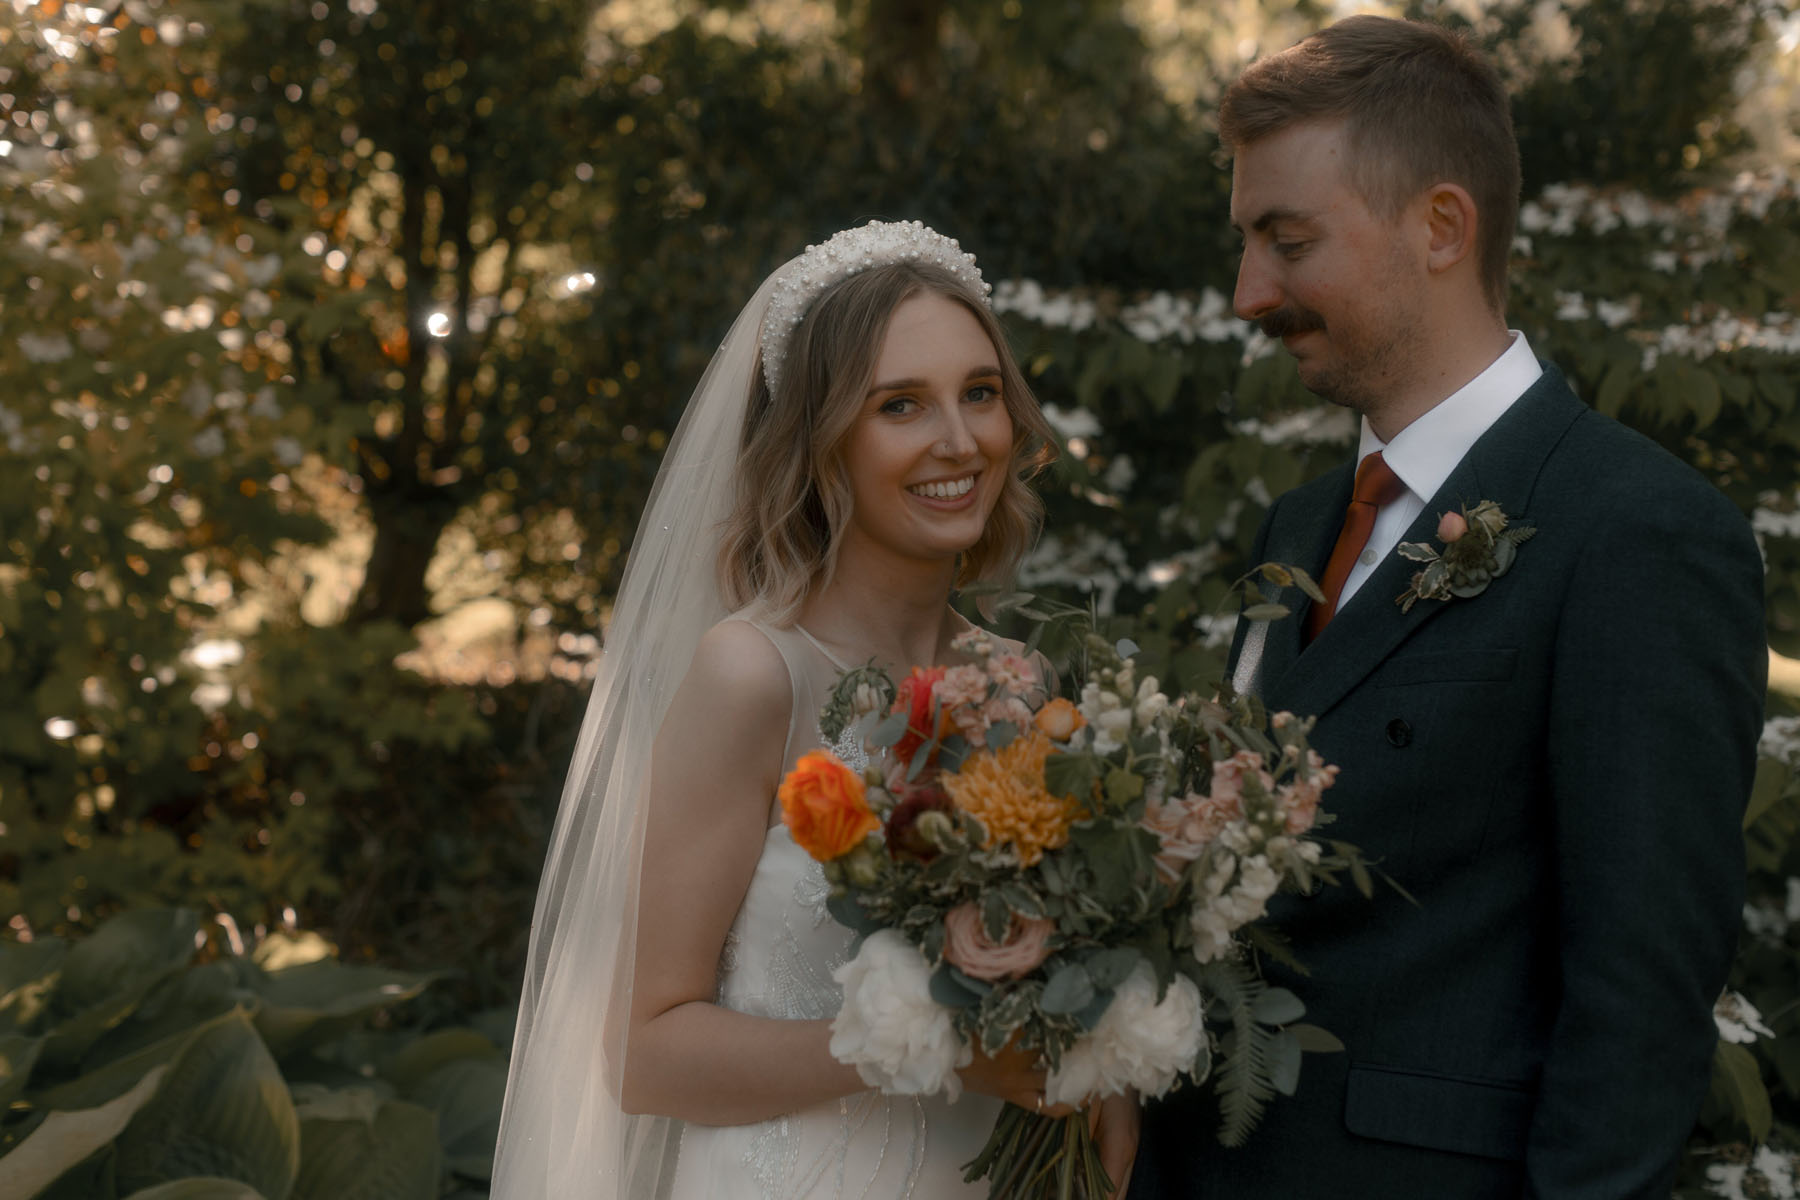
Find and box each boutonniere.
[1395,500,1537,613]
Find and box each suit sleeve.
[1527,474,1766,1197]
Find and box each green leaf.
[1286,565,1327,605]
[404,1057,506,1181]
[826,892,881,937]
[250,961,439,1058]
[0,936,67,1033]
[122,1180,270,1200]
[113,1009,301,1199]
[1043,753,1100,803]
[379,1030,503,1096]
[1240,604,1290,622]
[57,909,200,1016]
[1744,757,1792,832]
[0,1064,167,1199]
[1286,1023,1344,1053]
[1040,964,1096,1016]
[986,721,1019,752]
[1103,767,1143,807]
[1267,1031,1302,1096]
[1114,638,1139,659]
[1712,1040,1772,1143]
[867,710,908,750]
[929,966,984,1010]
[1082,948,1140,991]
[981,892,1012,943]
[290,1100,440,1200]
[0,1032,45,1108]
[1250,987,1306,1026]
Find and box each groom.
[1135,15,1767,1198]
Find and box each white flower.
[1133,677,1168,727]
[831,930,970,1099]
[1715,990,1776,1044]
[1189,855,1280,964]
[1046,964,1207,1105]
[18,332,72,363]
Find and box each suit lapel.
[1251,464,1352,698]
[1266,368,1587,718]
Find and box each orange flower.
[942,730,1082,867]
[1033,697,1087,741]
[780,750,880,861]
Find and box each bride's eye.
[964,384,999,404]
[879,395,918,416]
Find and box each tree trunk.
[350,486,459,629]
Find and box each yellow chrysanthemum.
[942,730,1082,866]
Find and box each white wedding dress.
[668,613,1002,1200]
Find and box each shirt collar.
[1356,331,1543,502]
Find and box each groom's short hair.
[1220,15,1521,315]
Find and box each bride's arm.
[621,620,863,1123]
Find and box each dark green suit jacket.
[1136,368,1766,1197]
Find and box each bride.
[491,221,1137,1198]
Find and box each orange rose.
[1033,697,1087,741]
[780,749,880,861]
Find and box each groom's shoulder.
[1536,384,1749,536]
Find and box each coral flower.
[1033,697,1086,741]
[942,730,1082,866]
[891,666,949,765]
[780,749,880,861]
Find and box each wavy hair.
[717,260,1055,624]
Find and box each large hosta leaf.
[250,962,438,1059]
[406,1056,506,1181]
[122,1179,271,1200]
[82,962,253,1074]
[0,937,67,1034]
[0,1063,165,1199]
[289,1100,440,1200]
[0,1031,46,1108]
[56,910,199,1016]
[113,1009,300,1200]
[40,910,202,1074]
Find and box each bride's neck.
[797,546,964,670]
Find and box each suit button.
[1386,718,1413,747]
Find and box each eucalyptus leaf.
[1115,638,1139,659]
[929,967,982,1010]
[986,721,1018,752]
[1250,987,1306,1026]
[1082,948,1140,991]
[1040,965,1096,1015]
[1286,1023,1344,1053]
[868,711,908,750]
[1267,1030,1303,1096]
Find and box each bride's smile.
[841,289,1013,567]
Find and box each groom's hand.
[1090,1089,1140,1197]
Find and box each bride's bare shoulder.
[677,616,791,713]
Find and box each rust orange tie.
[1306,451,1406,642]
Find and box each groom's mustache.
[1259,308,1327,339]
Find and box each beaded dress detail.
[668,614,999,1200]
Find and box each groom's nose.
[1233,250,1281,322]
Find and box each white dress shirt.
[1336,332,1544,608]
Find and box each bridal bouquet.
[778,617,1367,1198]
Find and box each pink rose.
[1437,511,1469,543]
[942,902,1054,981]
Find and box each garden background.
[3,0,1800,1196]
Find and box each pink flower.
[988,654,1040,698]
[935,664,990,711]
[1437,511,1469,543]
[1141,790,1242,884]
[942,902,1054,981]
[1278,751,1339,835]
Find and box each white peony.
[1046,964,1207,1106]
[831,930,970,1099]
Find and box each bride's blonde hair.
[717,261,1055,623]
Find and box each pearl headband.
[758,220,991,396]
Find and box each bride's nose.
[932,405,979,459]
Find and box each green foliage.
[0,907,502,1200]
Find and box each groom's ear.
[1422,182,1480,276]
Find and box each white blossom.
[1046,964,1207,1105]
[1714,990,1776,1044]
[1706,1144,1798,1199]
[18,331,72,363]
[830,930,970,1099]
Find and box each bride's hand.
[959,1041,1078,1117]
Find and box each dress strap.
[793,624,854,673]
